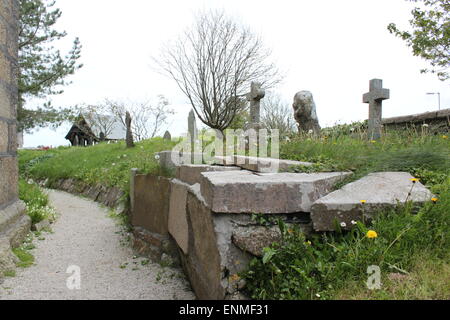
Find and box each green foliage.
[12,247,35,268]
[19,178,56,223]
[388,0,450,80]
[19,0,83,131]
[19,138,177,197]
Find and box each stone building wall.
[0,0,19,209]
[0,0,30,257]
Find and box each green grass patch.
[19,138,177,196]
[12,247,35,268]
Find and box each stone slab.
[233,155,313,173]
[0,156,18,204]
[200,171,352,214]
[176,164,240,185]
[311,172,434,231]
[131,174,171,235]
[168,179,190,254]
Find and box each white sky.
[24,0,450,147]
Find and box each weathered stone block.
[232,226,281,257]
[31,219,50,232]
[0,156,18,204]
[0,84,12,118]
[200,171,352,214]
[179,189,224,299]
[311,172,433,231]
[0,120,8,152]
[0,200,31,248]
[176,164,240,185]
[168,179,190,254]
[0,236,19,278]
[233,155,313,173]
[131,174,171,235]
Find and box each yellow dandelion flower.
[442,135,448,139]
[360,200,366,204]
[431,197,438,203]
[229,274,240,282]
[366,230,378,239]
[410,178,419,183]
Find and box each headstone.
[292,91,321,135]
[73,135,79,146]
[363,79,390,140]
[99,132,105,141]
[246,82,265,129]
[163,130,171,140]
[125,111,135,148]
[188,110,198,161]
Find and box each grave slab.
[176,164,241,185]
[200,171,352,214]
[157,151,205,170]
[311,172,433,231]
[168,179,191,254]
[233,155,313,173]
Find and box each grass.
[12,247,35,268]
[19,138,177,197]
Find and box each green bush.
[19,179,56,224]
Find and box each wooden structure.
[65,116,100,147]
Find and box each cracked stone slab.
[176,164,240,185]
[233,155,313,173]
[311,172,434,231]
[200,171,352,214]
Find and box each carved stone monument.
[292,91,321,135]
[246,82,265,130]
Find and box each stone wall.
[382,108,450,133]
[0,0,31,277]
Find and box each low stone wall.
[38,178,127,214]
[129,159,351,300]
[382,108,450,133]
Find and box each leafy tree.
[18,0,82,132]
[388,0,450,81]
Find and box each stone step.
[311,172,434,231]
[200,170,352,214]
[176,164,241,185]
[233,155,313,173]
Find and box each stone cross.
[363,79,390,140]
[246,82,265,128]
[188,110,198,153]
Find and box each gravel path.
[0,189,195,300]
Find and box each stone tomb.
[311,172,433,231]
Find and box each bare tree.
[261,92,296,137]
[78,103,117,138]
[155,9,282,133]
[104,97,174,141]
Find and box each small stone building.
[65,115,126,147]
